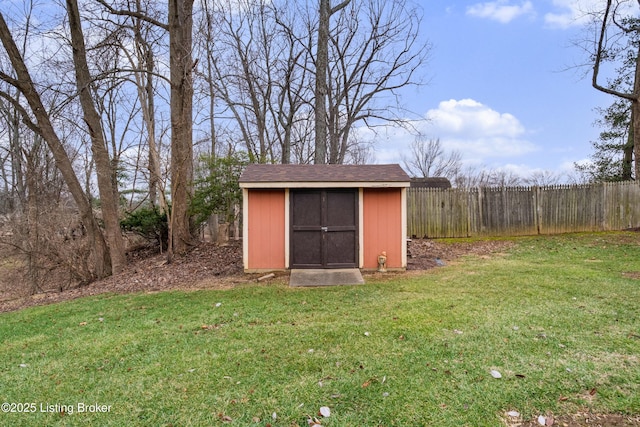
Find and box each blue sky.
[369,0,617,180]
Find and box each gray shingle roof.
[239,164,410,187]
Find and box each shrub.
[120,206,168,249]
[190,152,248,225]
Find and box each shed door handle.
[321,226,328,232]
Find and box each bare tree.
[590,0,640,179]
[123,1,166,212]
[321,0,431,164]
[402,136,462,179]
[194,0,313,164]
[523,170,562,187]
[314,0,351,164]
[97,0,196,258]
[453,165,523,188]
[0,12,113,278]
[67,0,126,274]
[167,0,195,257]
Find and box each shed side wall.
[362,188,404,269]
[247,189,286,270]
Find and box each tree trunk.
[314,0,329,164]
[315,0,351,164]
[66,0,126,274]
[136,37,164,212]
[623,107,634,181]
[9,106,25,210]
[0,12,111,279]
[25,147,40,294]
[633,41,640,180]
[146,67,164,212]
[168,0,195,258]
[633,100,640,180]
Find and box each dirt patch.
[0,238,513,313]
[407,238,514,270]
[506,411,640,426]
[622,271,640,280]
[0,241,245,313]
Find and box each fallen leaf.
[545,415,555,426]
[221,415,232,422]
[558,396,568,402]
[252,416,260,423]
[515,374,526,378]
[79,322,87,326]
[490,369,502,379]
[362,381,371,388]
[537,415,546,425]
[319,406,330,417]
[589,387,597,396]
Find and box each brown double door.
[290,189,358,269]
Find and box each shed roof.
[239,164,410,188]
[410,177,452,189]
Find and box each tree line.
[0,0,429,291]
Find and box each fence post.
[534,186,541,235]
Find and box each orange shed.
[239,164,410,273]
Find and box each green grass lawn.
[0,233,638,426]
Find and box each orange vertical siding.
[247,189,286,270]
[362,188,403,269]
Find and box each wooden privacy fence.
[407,182,640,238]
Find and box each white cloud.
[542,0,635,29]
[466,0,535,24]
[427,99,524,138]
[367,98,538,167]
[543,0,599,29]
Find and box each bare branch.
[330,0,351,15]
[592,0,637,100]
[0,89,41,135]
[94,0,169,31]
